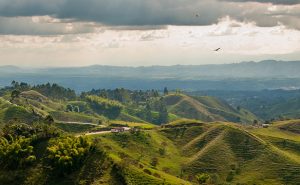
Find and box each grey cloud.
[0,0,299,33]
[220,0,300,5]
[0,17,95,35]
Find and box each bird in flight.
[214,48,221,51]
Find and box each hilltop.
[0,85,258,126]
[164,94,258,123]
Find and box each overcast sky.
[0,0,300,67]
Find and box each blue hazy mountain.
[1,60,300,91]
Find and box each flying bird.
[195,14,199,17]
[214,48,221,51]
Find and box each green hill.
[1,85,299,185]
[0,116,299,184]
[264,97,300,119]
[159,119,300,184]
[0,105,38,124]
[164,94,258,124]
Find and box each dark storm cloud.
[0,17,95,35]
[221,0,300,5]
[0,0,223,26]
[0,0,299,35]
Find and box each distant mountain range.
[1,60,300,78]
[1,60,300,91]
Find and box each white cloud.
[0,18,299,67]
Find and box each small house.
[123,127,131,131]
[111,127,125,133]
[111,127,131,133]
[262,124,269,128]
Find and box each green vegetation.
[85,95,123,119]
[47,136,94,174]
[164,94,259,124]
[0,82,299,185]
[54,122,97,133]
[1,106,38,123]
[0,136,36,169]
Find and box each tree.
[158,147,166,156]
[11,90,21,101]
[66,104,73,112]
[195,173,211,184]
[144,103,152,122]
[47,136,94,174]
[163,87,169,95]
[253,120,258,126]
[11,80,16,87]
[86,95,123,119]
[150,157,159,167]
[158,99,168,124]
[45,115,54,124]
[0,136,36,169]
[73,106,80,113]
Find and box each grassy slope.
[160,119,300,184]
[266,97,300,119]
[92,130,191,184]
[164,94,258,124]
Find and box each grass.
[109,120,156,129]
[165,94,258,124]
[251,126,300,142]
[0,105,36,123]
[91,130,191,184]
[50,111,104,124]
[54,122,97,133]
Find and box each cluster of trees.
[9,81,76,100]
[11,81,31,91]
[85,95,123,119]
[0,123,60,170]
[0,136,36,169]
[66,104,80,113]
[2,123,60,142]
[195,173,211,184]
[140,98,168,124]
[33,83,76,100]
[82,88,159,104]
[47,136,94,174]
[0,122,95,176]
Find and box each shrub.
[0,136,36,169]
[158,147,166,156]
[143,169,152,175]
[86,95,123,119]
[150,157,159,167]
[195,173,211,184]
[2,123,61,142]
[47,136,94,174]
[226,170,235,182]
[153,172,161,178]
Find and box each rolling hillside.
[1,85,299,185]
[164,94,258,124]
[158,119,300,184]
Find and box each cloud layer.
[0,0,299,35]
[222,0,300,5]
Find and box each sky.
[0,0,300,67]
